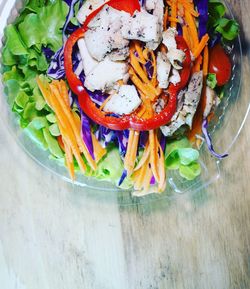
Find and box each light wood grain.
[0,1,249,289]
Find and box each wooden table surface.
[0,1,249,288]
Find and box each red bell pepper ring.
[64,2,191,131]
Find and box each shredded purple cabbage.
[145,60,153,79]
[177,23,183,36]
[42,46,55,61]
[118,170,127,186]
[202,118,229,160]
[194,0,209,40]
[139,0,145,7]
[75,99,95,160]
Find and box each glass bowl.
[0,0,247,203]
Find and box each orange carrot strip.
[182,25,191,49]
[55,80,70,108]
[50,84,97,171]
[185,10,199,52]
[157,143,166,192]
[99,95,113,111]
[124,130,140,176]
[168,16,181,23]
[129,68,157,100]
[134,143,150,171]
[192,55,203,73]
[134,41,147,64]
[179,0,199,17]
[91,133,107,163]
[193,34,209,58]
[63,139,75,181]
[149,130,160,182]
[203,45,209,77]
[134,158,150,190]
[171,0,177,28]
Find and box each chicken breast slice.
[104,85,141,115]
[76,0,108,24]
[162,27,177,50]
[85,5,130,61]
[122,10,161,43]
[161,71,203,136]
[167,48,186,70]
[84,58,128,92]
[146,0,164,50]
[78,38,99,75]
[157,52,171,89]
[169,68,181,85]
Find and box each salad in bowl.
[1,0,240,196]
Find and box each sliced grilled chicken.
[161,71,203,136]
[162,27,177,50]
[84,58,128,92]
[169,68,181,85]
[85,5,130,61]
[146,0,164,50]
[156,52,171,89]
[167,48,186,70]
[78,38,99,75]
[122,10,161,44]
[104,85,141,115]
[77,0,108,24]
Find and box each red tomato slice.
[208,44,232,86]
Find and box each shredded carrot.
[193,34,209,58]
[133,158,149,190]
[182,25,191,49]
[202,45,209,77]
[185,10,199,52]
[142,48,149,60]
[99,95,113,111]
[177,3,184,17]
[149,130,160,182]
[157,143,166,192]
[63,139,75,180]
[125,130,140,176]
[178,0,199,17]
[134,143,150,171]
[49,84,97,171]
[192,55,203,73]
[134,41,146,64]
[129,68,157,100]
[168,16,181,24]
[91,133,107,163]
[170,0,177,28]
[142,164,153,192]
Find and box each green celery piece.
[15,91,29,108]
[208,0,226,19]
[43,127,64,158]
[18,0,68,52]
[4,79,20,107]
[49,123,61,137]
[178,148,200,166]
[207,73,217,89]
[215,18,240,41]
[165,137,191,157]
[46,113,57,123]
[29,116,48,130]
[179,162,201,181]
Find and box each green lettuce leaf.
[207,73,217,89]
[18,0,68,52]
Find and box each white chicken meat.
[78,38,99,75]
[76,0,109,24]
[161,71,203,136]
[84,58,128,92]
[122,10,161,44]
[162,27,177,50]
[167,48,186,70]
[85,5,130,61]
[104,85,141,115]
[156,52,171,89]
